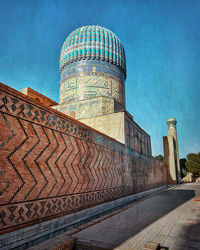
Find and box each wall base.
[0,185,169,250]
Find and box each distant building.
[182,172,193,182]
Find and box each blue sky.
[0,0,199,158]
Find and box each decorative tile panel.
[60,67,125,107]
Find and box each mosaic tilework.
[0,83,167,234]
[59,26,126,75]
[60,72,125,107]
[79,100,100,119]
[54,97,123,120]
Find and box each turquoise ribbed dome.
[59,25,126,75]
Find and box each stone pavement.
[73,183,200,250]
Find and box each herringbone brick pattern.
[0,82,167,234]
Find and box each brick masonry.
[0,82,167,235]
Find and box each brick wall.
[0,82,167,235]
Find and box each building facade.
[54,25,151,156]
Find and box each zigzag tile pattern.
[0,83,167,234]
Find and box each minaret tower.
[163,118,181,184]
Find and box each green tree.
[185,153,200,178]
[180,158,187,178]
[154,154,164,162]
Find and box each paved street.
[74,183,200,249]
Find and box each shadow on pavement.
[175,216,200,249]
[75,188,196,249]
[114,189,195,248]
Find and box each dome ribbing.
[59,25,126,76]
